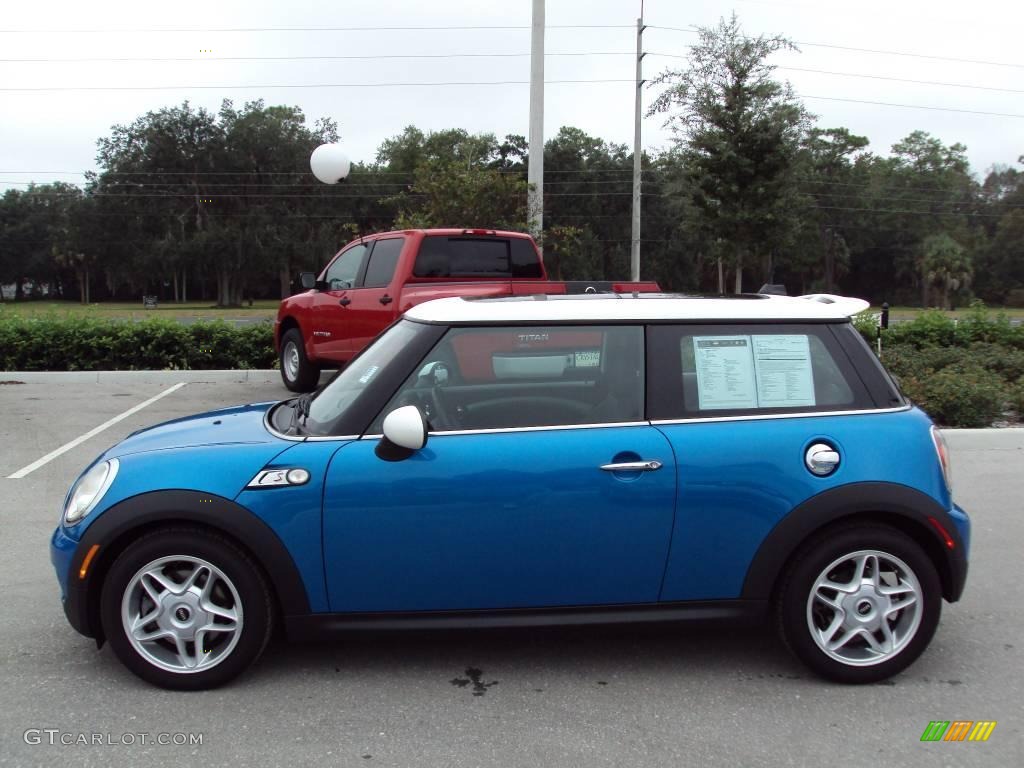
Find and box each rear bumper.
[946,503,971,602]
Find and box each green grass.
[0,299,279,321]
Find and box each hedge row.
[2,304,1021,427]
[0,314,276,371]
[855,303,1024,427]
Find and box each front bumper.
[51,526,94,638]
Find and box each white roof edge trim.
[404,293,873,323]
[797,294,871,317]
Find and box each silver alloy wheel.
[806,549,922,667]
[283,341,300,382]
[121,555,243,674]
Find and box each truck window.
[324,244,367,290]
[362,238,404,288]
[414,236,542,279]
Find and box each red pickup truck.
[274,228,660,391]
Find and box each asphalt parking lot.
[0,377,1021,767]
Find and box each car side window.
[324,244,367,291]
[647,323,871,420]
[371,325,645,433]
[361,238,404,288]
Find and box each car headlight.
[64,459,119,525]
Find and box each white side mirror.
[381,405,427,451]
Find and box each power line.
[808,205,1006,218]
[0,24,634,33]
[17,204,1010,219]
[646,24,1024,69]
[783,67,1024,95]
[1,178,645,190]
[0,51,635,63]
[0,168,637,177]
[647,52,1024,94]
[4,50,1014,97]
[796,178,980,194]
[0,78,638,92]
[17,190,640,199]
[2,80,1018,119]
[0,78,636,92]
[799,94,1024,119]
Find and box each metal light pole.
[630,9,646,281]
[528,0,545,245]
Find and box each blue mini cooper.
[51,294,970,689]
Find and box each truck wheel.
[775,523,941,683]
[280,328,319,392]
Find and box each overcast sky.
[1,0,1021,192]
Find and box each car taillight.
[931,426,952,495]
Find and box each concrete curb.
[0,369,283,384]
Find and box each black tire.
[775,523,941,684]
[100,527,274,690]
[279,328,320,392]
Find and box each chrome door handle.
[600,460,663,472]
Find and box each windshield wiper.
[287,393,315,435]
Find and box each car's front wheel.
[280,328,320,392]
[100,528,274,690]
[776,523,941,683]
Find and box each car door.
[312,242,369,360]
[321,324,677,612]
[344,236,405,354]
[646,323,879,602]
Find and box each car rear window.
[647,324,873,419]
[413,236,543,278]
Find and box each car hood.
[102,401,280,459]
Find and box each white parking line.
[6,382,187,479]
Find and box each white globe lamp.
[310,143,351,184]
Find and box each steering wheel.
[427,386,454,431]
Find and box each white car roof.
[405,293,870,324]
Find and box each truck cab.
[274,229,659,391]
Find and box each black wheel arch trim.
[63,489,311,641]
[741,482,967,603]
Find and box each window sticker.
[357,364,380,384]
[692,336,758,410]
[573,350,601,368]
[752,335,816,408]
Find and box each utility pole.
[528,0,545,246]
[630,8,646,281]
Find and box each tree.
[382,128,528,230]
[975,158,1024,302]
[797,128,870,292]
[649,13,810,292]
[93,99,338,304]
[885,132,976,306]
[918,233,971,309]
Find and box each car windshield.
[302,320,431,435]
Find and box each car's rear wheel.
[776,523,941,683]
[280,328,319,392]
[100,528,274,690]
